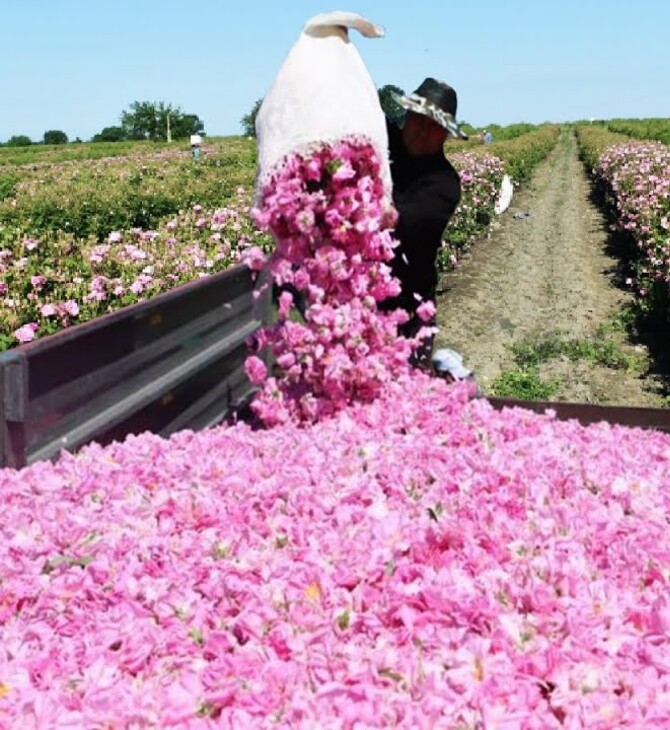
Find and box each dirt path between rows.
[434,130,668,407]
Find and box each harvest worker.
[380,77,467,366]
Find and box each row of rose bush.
[0,139,255,241]
[0,137,188,168]
[605,118,670,147]
[0,189,274,349]
[2,375,670,727]
[458,124,561,186]
[577,126,670,319]
[2,129,556,253]
[0,130,560,350]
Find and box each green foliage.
[91,126,126,143]
[43,130,68,145]
[511,331,636,371]
[0,138,173,167]
[6,135,32,147]
[574,125,629,169]
[0,172,19,202]
[171,114,204,139]
[120,101,203,142]
[494,123,540,139]
[240,99,263,137]
[377,85,405,126]
[121,101,166,141]
[0,137,259,241]
[482,124,561,184]
[606,117,670,146]
[461,122,539,141]
[492,327,639,401]
[597,304,638,336]
[491,369,560,400]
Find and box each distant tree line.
[0,101,205,147]
[93,101,204,143]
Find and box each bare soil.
[434,130,669,407]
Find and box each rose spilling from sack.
[246,138,433,426]
[243,12,440,426]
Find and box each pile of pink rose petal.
[2,372,670,728]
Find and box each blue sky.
[2,0,669,143]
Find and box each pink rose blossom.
[247,138,414,425]
[277,290,294,319]
[30,275,47,289]
[244,355,267,385]
[416,300,436,322]
[242,246,266,272]
[62,300,79,316]
[40,303,58,317]
[0,376,670,726]
[14,322,38,342]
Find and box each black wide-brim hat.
[393,77,468,139]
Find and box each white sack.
[255,11,391,196]
[495,174,514,215]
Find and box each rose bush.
[440,151,505,269]
[593,141,670,315]
[0,190,273,349]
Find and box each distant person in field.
[483,129,493,144]
[190,134,202,160]
[380,77,467,366]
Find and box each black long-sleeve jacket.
[384,120,461,313]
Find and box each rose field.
[1,127,670,728]
[8,124,670,353]
[0,131,561,351]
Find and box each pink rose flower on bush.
[14,322,38,343]
[40,303,58,317]
[63,300,79,317]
